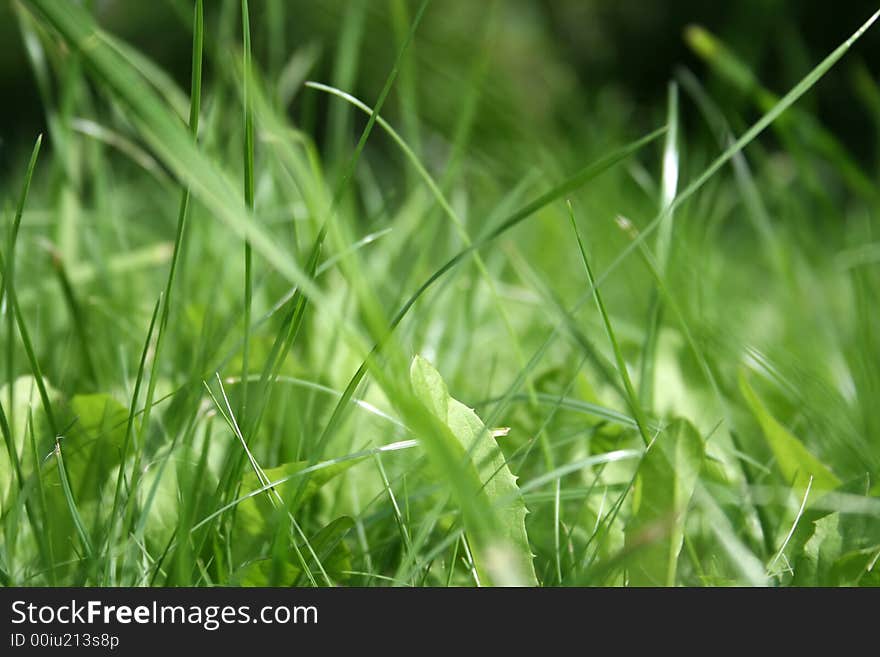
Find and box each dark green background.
[1,0,879,161]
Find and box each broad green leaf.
[739,373,840,495]
[791,513,843,586]
[829,548,880,586]
[410,355,538,586]
[63,393,128,502]
[232,460,355,557]
[234,516,354,586]
[29,393,134,556]
[625,418,704,586]
[137,459,180,546]
[306,516,355,579]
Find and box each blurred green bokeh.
[2,0,879,165]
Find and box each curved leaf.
[739,373,840,495]
[232,459,355,558]
[410,355,537,586]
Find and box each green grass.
[0,0,879,586]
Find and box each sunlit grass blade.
[598,8,880,291]
[675,67,785,273]
[639,83,679,407]
[655,82,680,270]
[686,23,879,203]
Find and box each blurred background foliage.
[2,0,880,172]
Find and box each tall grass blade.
[567,201,652,446]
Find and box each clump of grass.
[0,1,878,587]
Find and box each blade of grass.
[26,407,56,584]
[0,168,57,444]
[326,0,367,169]
[104,295,161,583]
[242,238,322,442]
[223,2,433,471]
[676,67,784,273]
[567,201,651,447]
[502,241,627,402]
[1,137,44,572]
[389,0,422,188]
[51,437,94,558]
[240,0,432,511]
[205,375,329,587]
[3,135,42,435]
[655,82,680,270]
[373,451,413,557]
[639,83,679,407]
[241,0,254,423]
[43,243,98,386]
[686,24,879,204]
